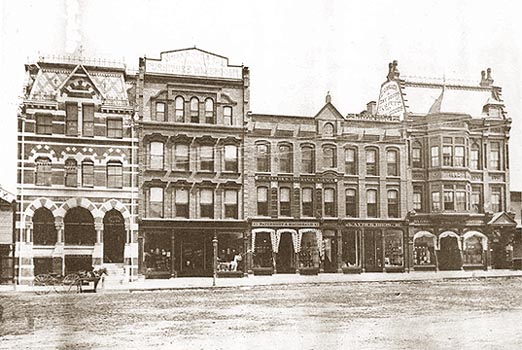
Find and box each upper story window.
[387,190,399,218]
[65,102,78,136]
[470,143,481,170]
[301,145,315,174]
[471,186,482,213]
[174,188,189,218]
[455,189,466,211]
[367,189,378,218]
[324,188,336,217]
[150,142,164,170]
[175,96,185,122]
[223,106,233,126]
[256,143,270,173]
[302,188,314,217]
[224,144,238,172]
[107,161,123,189]
[64,159,77,187]
[345,148,357,175]
[279,144,292,173]
[443,186,455,210]
[224,189,238,219]
[35,157,52,186]
[323,145,336,168]
[155,102,166,122]
[430,146,440,167]
[490,142,501,170]
[279,187,291,217]
[257,186,269,216]
[412,144,422,168]
[82,160,94,187]
[442,145,453,166]
[82,104,94,137]
[107,118,123,138]
[173,143,190,171]
[431,191,441,211]
[387,149,399,176]
[345,189,357,217]
[454,146,465,167]
[323,123,334,136]
[413,190,422,212]
[491,187,502,212]
[200,189,214,218]
[366,148,378,176]
[190,97,199,123]
[36,114,53,135]
[200,145,214,172]
[205,98,214,124]
[149,187,164,218]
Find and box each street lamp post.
[212,231,218,287]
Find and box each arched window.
[150,142,164,170]
[278,144,292,173]
[64,207,95,245]
[301,145,315,173]
[190,97,199,123]
[257,187,269,216]
[256,143,270,173]
[224,144,238,172]
[387,149,399,176]
[470,143,481,170]
[205,98,214,124]
[387,190,399,218]
[33,208,56,245]
[366,148,378,176]
[82,159,94,187]
[64,159,78,187]
[323,145,336,168]
[35,157,52,186]
[175,96,185,122]
[323,123,334,136]
[367,189,378,217]
[173,143,189,171]
[345,189,357,217]
[345,148,357,175]
[107,161,123,188]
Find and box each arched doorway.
[438,232,462,270]
[276,232,295,273]
[103,209,125,263]
[64,207,96,273]
[413,231,437,269]
[33,208,56,246]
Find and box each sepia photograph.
[1,0,522,349]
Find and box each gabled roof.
[57,64,105,99]
[488,212,517,227]
[314,102,344,121]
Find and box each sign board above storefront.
[376,81,406,119]
[252,221,320,228]
[344,222,403,228]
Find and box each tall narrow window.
[200,189,214,218]
[345,189,357,217]
[223,106,233,126]
[149,187,163,218]
[150,142,164,170]
[432,191,441,211]
[205,98,214,124]
[224,145,238,172]
[366,149,378,176]
[82,160,94,187]
[454,146,465,167]
[279,187,291,217]
[456,190,466,211]
[256,143,270,172]
[413,191,422,212]
[64,159,77,187]
[471,187,482,213]
[324,188,335,217]
[155,102,166,121]
[35,157,52,186]
[36,114,53,135]
[442,146,453,166]
[444,190,454,210]
[431,146,440,167]
[470,144,480,170]
[367,189,378,218]
[200,145,214,172]
[174,188,189,218]
[387,149,398,176]
[175,96,185,122]
[491,188,502,212]
[323,146,336,168]
[82,103,94,137]
[107,118,123,138]
[190,97,199,123]
[65,102,78,136]
[302,146,314,173]
[279,144,292,173]
[388,190,399,218]
[257,187,268,216]
[490,142,500,170]
[224,189,238,219]
[345,148,357,175]
[302,188,313,217]
[173,143,189,171]
[412,145,422,168]
[107,161,123,189]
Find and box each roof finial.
[326,91,331,104]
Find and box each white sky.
[1,0,521,193]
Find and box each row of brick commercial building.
[9,48,522,284]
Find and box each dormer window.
[324,123,334,136]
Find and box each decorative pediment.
[488,212,516,227]
[59,65,104,100]
[220,93,237,105]
[314,103,344,121]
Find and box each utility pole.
[212,231,218,287]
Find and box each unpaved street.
[1,278,522,349]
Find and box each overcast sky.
[1,0,521,193]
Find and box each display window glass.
[384,230,403,267]
[217,232,244,272]
[299,232,319,268]
[342,230,359,267]
[463,235,484,264]
[144,232,171,274]
[253,232,272,268]
[414,236,436,265]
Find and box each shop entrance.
[364,230,383,272]
[103,209,125,263]
[178,232,212,277]
[438,235,462,270]
[276,232,295,273]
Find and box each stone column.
[53,221,65,276]
[92,223,103,268]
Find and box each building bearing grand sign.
[376,80,406,119]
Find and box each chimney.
[366,101,377,115]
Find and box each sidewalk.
[2,269,521,293]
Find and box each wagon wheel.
[34,274,52,295]
[60,274,81,293]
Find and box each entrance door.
[364,230,383,272]
[179,232,212,277]
[438,236,462,270]
[103,209,125,263]
[276,233,295,273]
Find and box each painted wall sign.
[376,81,406,119]
[146,49,242,79]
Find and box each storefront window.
[253,232,272,268]
[414,236,436,265]
[342,230,359,267]
[322,230,337,272]
[217,232,244,272]
[463,235,484,264]
[384,230,403,268]
[144,232,171,275]
[299,232,319,268]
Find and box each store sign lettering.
[257,176,337,183]
[376,81,405,119]
[344,222,402,228]
[252,222,320,228]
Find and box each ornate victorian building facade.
[16,56,138,284]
